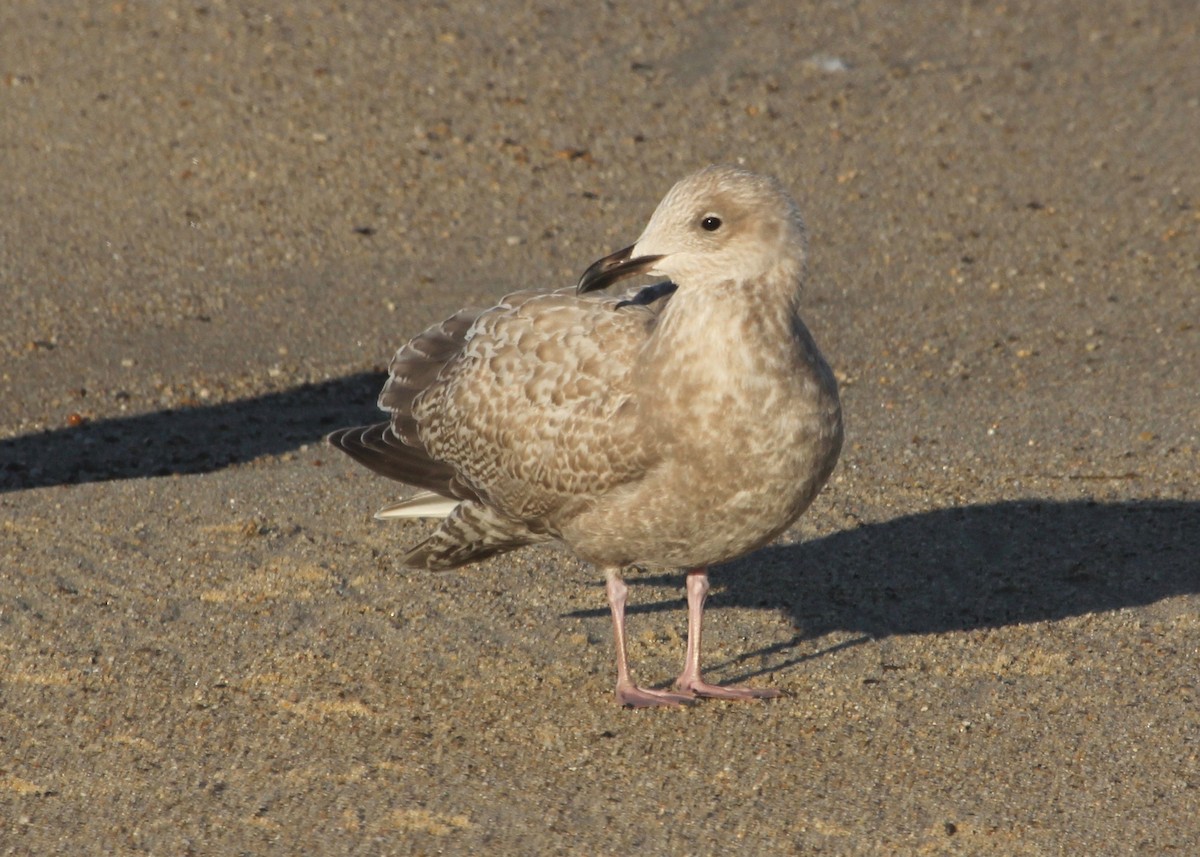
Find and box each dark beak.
[576,245,664,294]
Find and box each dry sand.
[1,1,1197,853]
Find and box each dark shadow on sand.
[0,372,386,492]
[569,499,1199,678]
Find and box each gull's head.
[578,165,807,294]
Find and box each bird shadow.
[0,372,386,492]
[569,499,1199,681]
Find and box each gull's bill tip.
[577,245,663,294]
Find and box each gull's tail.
[374,491,458,519]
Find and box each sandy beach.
[2,1,1197,853]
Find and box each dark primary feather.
[326,423,479,501]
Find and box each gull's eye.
[700,215,722,232]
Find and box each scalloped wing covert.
[414,289,667,529]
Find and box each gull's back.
[411,287,671,524]
[330,284,676,568]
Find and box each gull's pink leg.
[674,568,782,701]
[605,569,694,708]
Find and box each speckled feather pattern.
[413,290,663,523]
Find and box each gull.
[328,165,843,707]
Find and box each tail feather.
[401,502,542,570]
[375,491,459,519]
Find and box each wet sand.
[2,1,1197,853]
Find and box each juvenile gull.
[329,165,843,707]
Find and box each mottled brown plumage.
[330,165,843,706]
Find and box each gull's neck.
[643,266,807,378]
